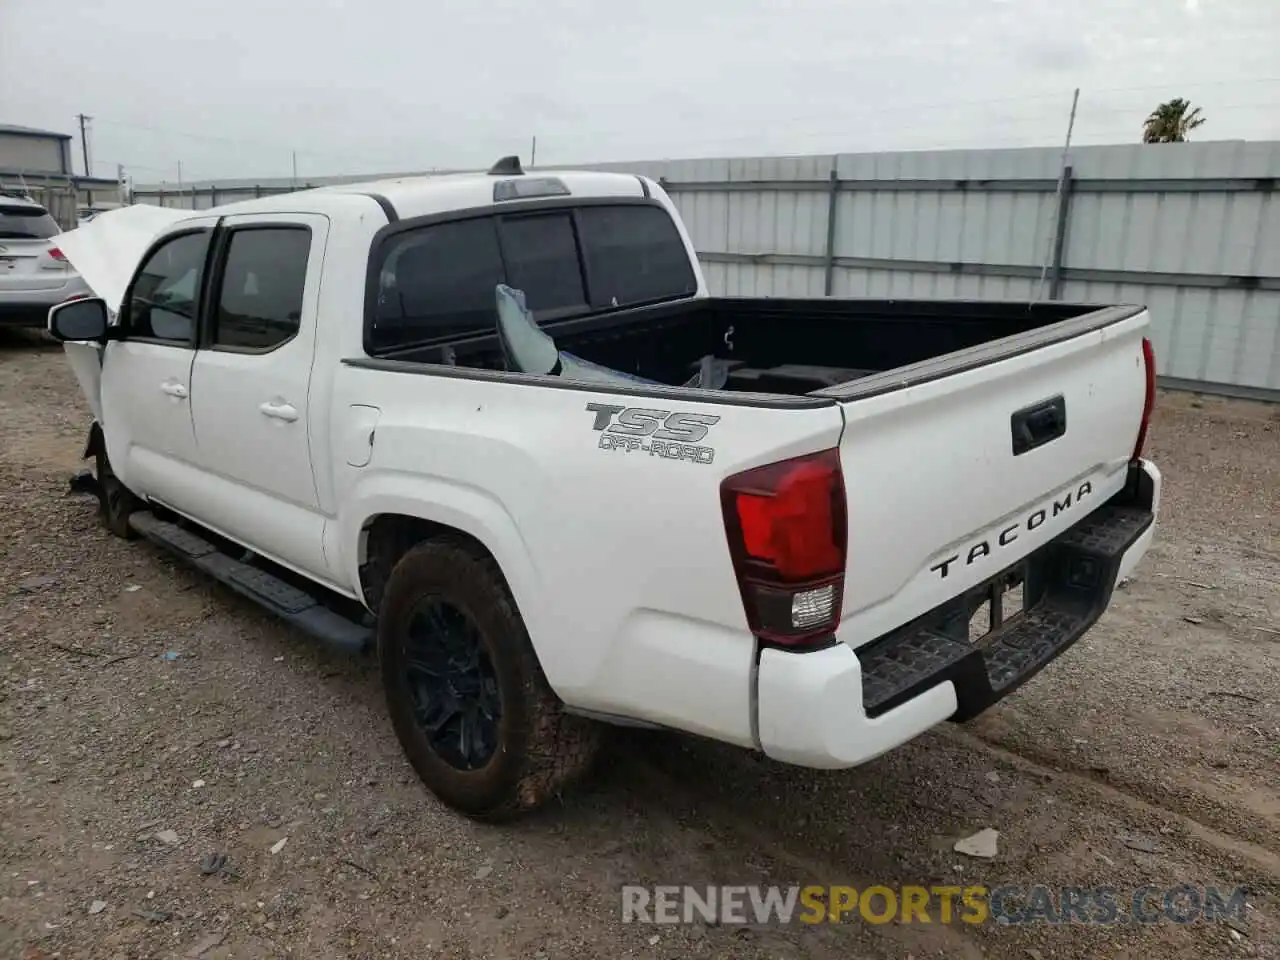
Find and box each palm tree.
[1142,99,1207,143]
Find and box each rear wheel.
[95,447,139,539]
[377,537,600,820]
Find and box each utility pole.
[76,114,92,176]
[530,135,537,167]
[292,150,298,187]
[1032,88,1080,306]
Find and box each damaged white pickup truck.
[48,157,1160,820]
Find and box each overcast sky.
[2,0,1277,185]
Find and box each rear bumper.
[0,303,55,327]
[0,276,92,326]
[755,459,1161,769]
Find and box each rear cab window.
[576,205,698,309]
[499,213,586,319]
[368,201,696,353]
[0,204,60,240]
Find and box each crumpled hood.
[54,204,193,312]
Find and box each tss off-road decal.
[585,403,720,465]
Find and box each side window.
[126,231,211,343]
[497,213,586,319]
[212,227,311,350]
[373,217,505,348]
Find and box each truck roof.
[186,166,653,223]
[57,160,670,313]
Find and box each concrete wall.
[132,140,1280,399]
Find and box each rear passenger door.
[188,213,330,579]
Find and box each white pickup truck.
[48,157,1160,820]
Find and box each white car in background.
[0,192,91,327]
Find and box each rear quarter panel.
[329,366,844,740]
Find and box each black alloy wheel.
[403,597,502,770]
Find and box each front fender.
[63,341,104,423]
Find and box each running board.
[128,511,371,653]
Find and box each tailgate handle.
[1011,395,1067,456]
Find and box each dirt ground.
[0,329,1276,960]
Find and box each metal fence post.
[823,164,840,296]
[1048,165,1075,300]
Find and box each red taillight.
[1132,337,1156,461]
[47,246,67,262]
[721,449,847,648]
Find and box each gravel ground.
[1,329,1277,960]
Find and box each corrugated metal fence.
[2,171,125,228]
[132,141,1280,400]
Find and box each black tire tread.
[378,536,600,821]
[95,448,139,540]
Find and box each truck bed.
[376,296,1111,398]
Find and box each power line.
[94,158,173,175]
[19,74,1276,184]
[556,78,1280,153]
[23,73,1280,155]
[86,116,409,171]
[579,92,1279,156]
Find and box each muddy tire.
[377,537,600,820]
[95,447,139,540]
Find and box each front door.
[187,213,330,579]
[100,222,217,514]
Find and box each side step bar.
[129,511,372,653]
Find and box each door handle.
[160,381,188,399]
[259,401,299,422]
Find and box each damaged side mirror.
[48,297,109,342]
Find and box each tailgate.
[833,306,1150,648]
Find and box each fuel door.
[344,404,381,468]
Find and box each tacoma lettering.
[930,481,1094,580]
